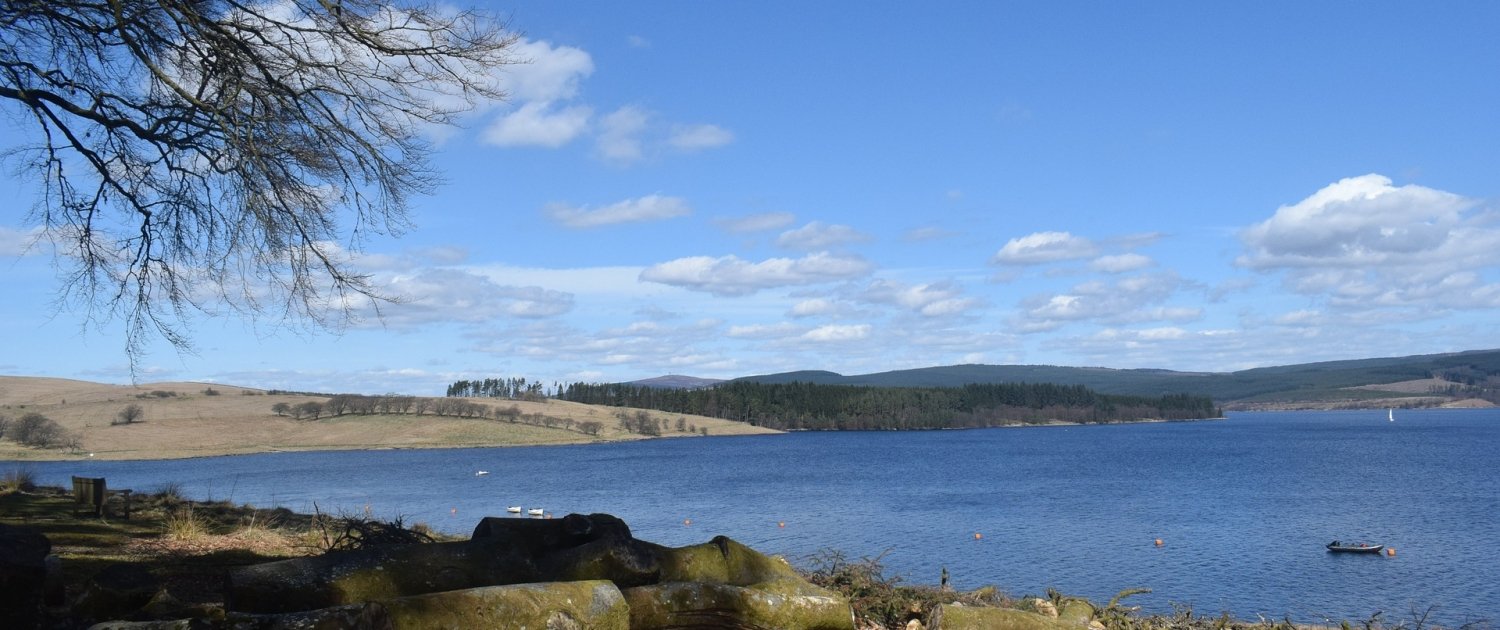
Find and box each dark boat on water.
[1326,541,1384,554]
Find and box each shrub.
[114,403,144,425]
[11,413,63,447]
[202,387,220,396]
[1,468,37,493]
[165,505,210,540]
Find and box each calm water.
[9,410,1498,626]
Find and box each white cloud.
[777,221,871,250]
[992,231,1098,265]
[1091,253,1152,273]
[502,39,595,102]
[717,212,796,233]
[483,101,591,147]
[596,106,649,164]
[801,324,871,342]
[668,124,735,151]
[626,35,651,48]
[361,268,575,329]
[639,252,873,296]
[1238,174,1500,311]
[1013,272,1197,332]
[0,226,44,256]
[789,298,838,318]
[727,323,802,339]
[545,195,692,228]
[859,279,980,317]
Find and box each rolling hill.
[733,349,1500,409]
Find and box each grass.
[2,466,37,493]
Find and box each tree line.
[271,394,604,437]
[555,380,1219,431]
[445,378,552,400]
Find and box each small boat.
[1388,408,1394,422]
[506,506,522,513]
[528,508,545,516]
[475,470,490,476]
[1326,541,1384,554]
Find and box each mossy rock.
[625,581,854,630]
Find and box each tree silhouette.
[1,1,516,371]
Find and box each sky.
[3,1,1499,395]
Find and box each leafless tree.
[1,1,517,371]
[115,403,145,424]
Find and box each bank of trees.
[0,412,80,450]
[558,381,1219,431]
[445,378,550,400]
[267,394,605,437]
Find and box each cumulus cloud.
[545,195,692,228]
[483,101,591,147]
[596,106,649,164]
[859,279,980,317]
[992,231,1098,265]
[776,222,871,251]
[479,39,595,147]
[727,323,802,339]
[668,124,735,151]
[789,298,838,318]
[503,39,595,102]
[801,324,871,342]
[717,212,796,234]
[362,269,574,329]
[1013,272,1199,332]
[1091,253,1152,273]
[639,252,873,296]
[1238,174,1500,310]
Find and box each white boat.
[528,508,545,516]
[475,470,489,476]
[506,506,522,513]
[1388,408,1394,422]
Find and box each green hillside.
[735,349,1500,406]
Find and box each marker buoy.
[1386,547,1396,556]
[1154,538,1164,547]
[450,507,457,516]
[778,521,785,528]
[974,532,983,540]
[683,518,692,526]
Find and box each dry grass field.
[0,376,777,461]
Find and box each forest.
[550,381,1219,431]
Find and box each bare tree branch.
[0,0,517,375]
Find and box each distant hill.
[626,375,724,390]
[733,349,1500,409]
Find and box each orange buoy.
[973,532,983,540]
[1386,547,1396,556]
[683,518,692,526]
[1154,538,1164,547]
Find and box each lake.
[10,409,1498,626]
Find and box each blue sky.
[3,1,1499,395]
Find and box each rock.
[926,604,1091,630]
[75,563,162,621]
[227,514,854,628]
[225,537,536,613]
[87,621,199,630]
[1030,597,1058,617]
[378,580,627,629]
[229,513,648,614]
[625,581,854,630]
[629,536,854,630]
[907,619,927,630]
[0,523,51,629]
[1056,598,1095,626]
